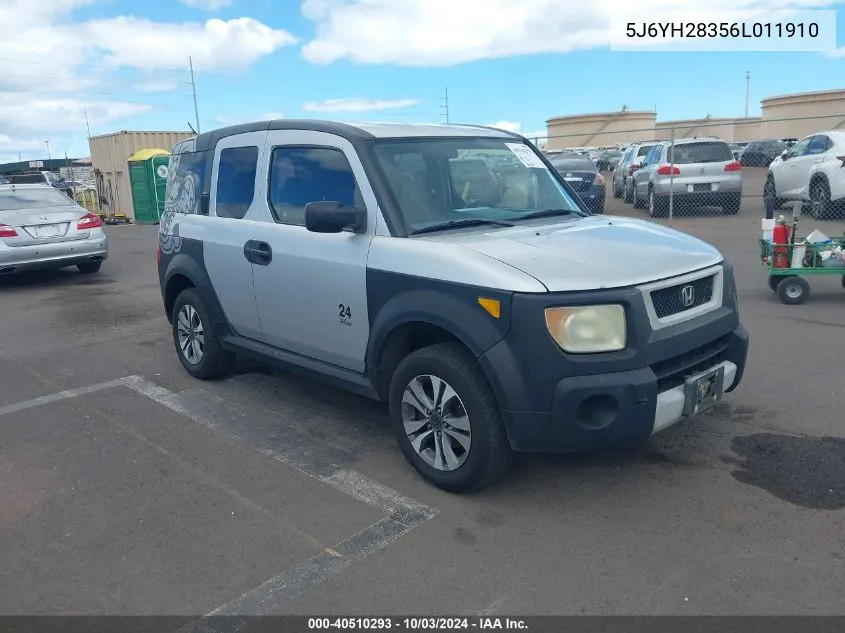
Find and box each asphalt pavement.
[1,169,843,618]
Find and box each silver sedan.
[0,184,108,275]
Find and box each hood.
[420,215,723,292]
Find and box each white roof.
[346,122,517,139]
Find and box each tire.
[172,288,236,379]
[388,342,514,493]
[77,261,101,274]
[776,276,810,305]
[722,193,741,215]
[612,178,622,199]
[809,180,832,220]
[841,275,845,290]
[763,177,783,211]
[768,276,781,293]
[633,184,646,209]
[623,179,633,203]
[648,189,667,217]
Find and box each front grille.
[651,334,731,392]
[649,274,715,319]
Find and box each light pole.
[44,141,52,163]
[744,71,751,118]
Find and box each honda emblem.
[680,285,695,307]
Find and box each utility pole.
[189,56,201,134]
[440,87,450,124]
[45,141,51,163]
[745,70,751,118]
[83,108,91,138]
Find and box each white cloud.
[485,121,547,142]
[179,0,234,10]
[0,1,295,163]
[302,97,421,113]
[300,0,838,65]
[86,17,297,72]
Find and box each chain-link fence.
[541,113,845,220]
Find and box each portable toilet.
[127,148,171,224]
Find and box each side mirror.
[305,200,366,233]
[781,149,789,159]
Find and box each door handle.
[244,240,272,265]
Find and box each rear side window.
[637,145,654,157]
[669,142,733,164]
[268,147,358,227]
[215,146,258,219]
[165,149,209,215]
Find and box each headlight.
[544,305,626,354]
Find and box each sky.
[2,0,845,163]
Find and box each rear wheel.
[648,189,667,217]
[809,180,831,220]
[77,261,101,274]
[172,288,236,379]
[776,276,810,305]
[388,342,514,493]
[623,178,634,203]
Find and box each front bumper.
[0,237,108,273]
[477,264,749,453]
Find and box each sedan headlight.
[544,305,626,354]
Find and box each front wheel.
[388,343,514,493]
[809,180,832,220]
[633,184,646,209]
[623,179,633,203]
[776,276,810,305]
[172,288,236,379]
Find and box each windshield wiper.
[409,217,515,235]
[512,208,579,222]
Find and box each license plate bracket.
[683,365,725,416]
[34,224,60,238]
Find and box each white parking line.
[1,374,438,620]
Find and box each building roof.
[0,158,85,175]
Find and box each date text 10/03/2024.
[625,22,820,39]
[307,617,528,630]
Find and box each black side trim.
[220,334,379,400]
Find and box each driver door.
[778,137,812,197]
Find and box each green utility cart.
[760,236,845,304]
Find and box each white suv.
[764,131,845,220]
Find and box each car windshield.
[371,137,586,233]
[0,187,74,211]
[549,154,596,171]
[668,142,733,164]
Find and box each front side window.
[787,137,812,158]
[371,137,585,234]
[269,147,358,227]
[215,146,258,219]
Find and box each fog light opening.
[575,394,619,430]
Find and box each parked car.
[547,151,606,213]
[631,138,742,217]
[0,184,108,274]
[764,130,845,220]
[7,171,74,196]
[739,139,789,167]
[612,141,660,202]
[595,149,622,172]
[729,143,748,161]
[157,119,748,493]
